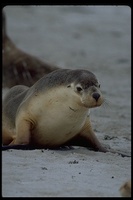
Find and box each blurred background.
[3,6,131,70]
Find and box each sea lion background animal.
[2,69,107,152]
[2,11,59,88]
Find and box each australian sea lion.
[2,69,106,151]
[2,69,130,157]
[2,11,59,88]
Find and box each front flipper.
[8,117,32,146]
[2,119,33,150]
[65,117,131,157]
[66,116,107,152]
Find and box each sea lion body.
[25,87,89,147]
[2,69,106,151]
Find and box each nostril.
[92,92,100,101]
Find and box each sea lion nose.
[92,92,100,101]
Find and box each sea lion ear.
[67,85,71,88]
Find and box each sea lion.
[119,180,131,197]
[2,11,59,88]
[2,69,131,157]
[2,68,108,152]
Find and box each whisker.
[101,97,112,111]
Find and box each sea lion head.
[33,69,104,109]
[66,69,104,108]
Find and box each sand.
[2,6,131,197]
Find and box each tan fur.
[2,79,105,152]
[119,180,131,197]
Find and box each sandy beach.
[2,6,131,197]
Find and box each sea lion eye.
[95,83,100,88]
[76,86,83,92]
